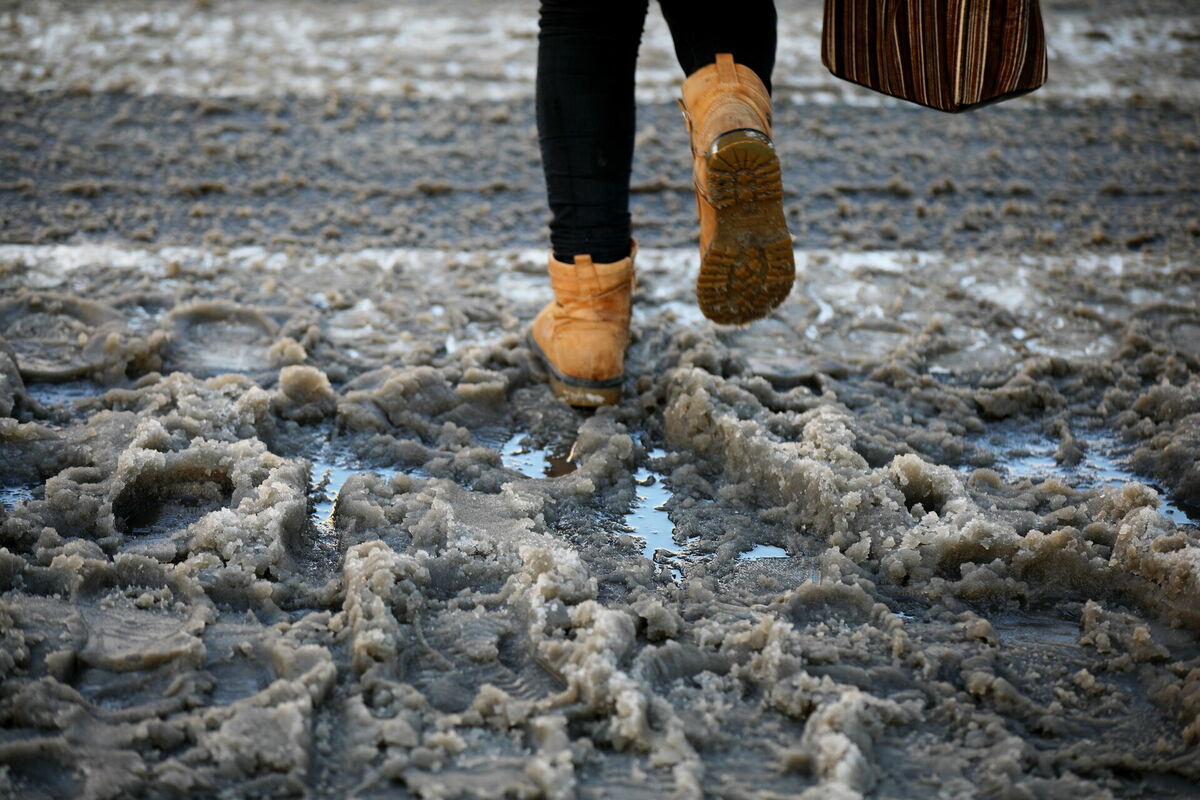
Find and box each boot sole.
[527,331,622,407]
[697,129,795,325]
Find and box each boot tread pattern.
[697,132,795,325]
[708,147,784,209]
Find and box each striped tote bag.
[822,0,1048,112]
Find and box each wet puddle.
[629,449,676,566]
[309,444,403,532]
[625,451,795,578]
[744,544,788,559]
[499,435,682,573]
[24,380,102,408]
[500,432,577,478]
[259,426,418,579]
[311,457,362,530]
[971,426,1199,527]
[499,434,795,579]
[1,483,39,509]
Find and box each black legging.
[537,0,778,264]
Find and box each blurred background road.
[2,0,1198,254]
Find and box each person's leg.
[659,0,792,325]
[536,0,649,263]
[658,0,777,93]
[531,0,647,407]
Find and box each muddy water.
[2,0,1200,797]
[969,422,1200,527]
[3,241,1198,800]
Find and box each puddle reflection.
[25,380,101,407]
[310,446,401,531]
[629,449,676,567]
[499,435,799,580]
[968,427,1198,527]
[501,432,577,478]
[1,483,38,509]
[743,544,788,559]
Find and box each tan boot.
[680,53,794,324]
[529,246,636,407]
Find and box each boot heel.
[697,130,795,325]
[706,129,783,208]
